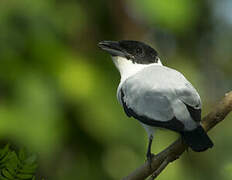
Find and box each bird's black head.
[98,40,159,64]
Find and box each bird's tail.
[181,125,213,152]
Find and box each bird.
[98,40,213,162]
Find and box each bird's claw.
[146,152,155,169]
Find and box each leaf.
[0,144,10,159]
[16,173,34,179]
[0,174,8,180]
[0,152,11,165]
[1,169,15,180]
[6,165,17,177]
[0,144,41,180]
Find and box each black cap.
[98,40,159,64]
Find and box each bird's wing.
[120,89,185,131]
[173,71,202,122]
[120,65,201,131]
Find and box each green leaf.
[1,169,15,180]
[16,173,34,179]
[6,165,17,177]
[0,152,11,164]
[18,166,37,174]
[0,174,8,180]
[0,144,41,180]
[0,144,10,159]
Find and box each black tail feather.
[181,126,213,152]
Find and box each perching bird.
[98,40,213,161]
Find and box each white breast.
[112,56,162,83]
[112,56,163,102]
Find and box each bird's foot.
[146,152,155,169]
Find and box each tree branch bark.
[122,91,232,180]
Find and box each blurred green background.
[0,0,232,179]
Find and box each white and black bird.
[98,40,213,161]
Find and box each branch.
[122,91,232,180]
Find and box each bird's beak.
[98,41,133,59]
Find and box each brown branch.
[122,91,232,180]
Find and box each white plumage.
[98,40,213,156]
[114,56,201,137]
[119,64,201,131]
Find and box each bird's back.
[119,65,201,131]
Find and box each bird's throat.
[112,56,162,83]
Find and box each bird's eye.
[135,47,143,55]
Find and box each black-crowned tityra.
[98,40,213,162]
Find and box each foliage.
[0,145,39,180]
[0,0,232,180]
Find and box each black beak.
[98,41,132,58]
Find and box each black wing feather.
[121,90,184,132]
[184,103,201,122]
